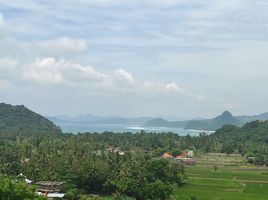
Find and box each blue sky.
[0,0,268,118]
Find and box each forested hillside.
[0,103,62,135]
[209,120,268,157]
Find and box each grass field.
[174,154,268,200]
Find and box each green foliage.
[213,165,218,172]
[65,188,81,200]
[0,103,62,137]
[105,158,182,200]
[0,177,45,200]
[0,131,186,199]
[208,121,268,164]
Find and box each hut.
[36,181,65,199]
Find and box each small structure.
[162,153,173,159]
[36,181,65,199]
[108,147,125,155]
[176,155,184,160]
[181,150,194,158]
[176,150,196,165]
[187,150,194,157]
[16,173,32,184]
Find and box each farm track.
[190,176,268,184]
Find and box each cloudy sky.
[0,0,268,118]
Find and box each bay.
[57,122,214,136]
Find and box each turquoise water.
[57,123,214,136]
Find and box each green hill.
[0,103,62,135]
[212,120,268,143]
[185,111,242,131]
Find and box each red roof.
[176,155,184,159]
[162,153,173,158]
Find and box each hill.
[145,111,241,131]
[145,111,268,131]
[185,111,242,131]
[0,103,62,135]
[144,118,188,128]
[237,112,268,124]
[212,120,268,144]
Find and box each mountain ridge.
[145,111,268,131]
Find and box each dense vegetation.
[0,176,45,200]
[0,103,62,135]
[209,121,268,165]
[0,131,187,199]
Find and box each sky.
[0,0,268,119]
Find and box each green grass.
[174,184,268,200]
[173,154,268,200]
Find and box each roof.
[162,153,173,158]
[36,181,65,186]
[176,155,184,159]
[25,178,32,184]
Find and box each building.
[187,150,194,157]
[180,150,195,158]
[36,181,65,199]
[16,173,32,184]
[176,151,196,165]
[162,153,173,159]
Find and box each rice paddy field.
[175,153,268,200]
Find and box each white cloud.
[113,69,134,83]
[23,57,186,95]
[24,58,64,84]
[34,37,87,55]
[165,82,185,93]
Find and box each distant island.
[145,111,268,131]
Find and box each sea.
[58,123,214,136]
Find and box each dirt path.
[190,176,268,184]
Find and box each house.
[162,153,173,159]
[180,151,188,157]
[175,150,196,165]
[36,181,65,199]
[187,150,194,157]
[181,150,195,158]
[175,155,185,160]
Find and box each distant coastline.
[55,122,215,135]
